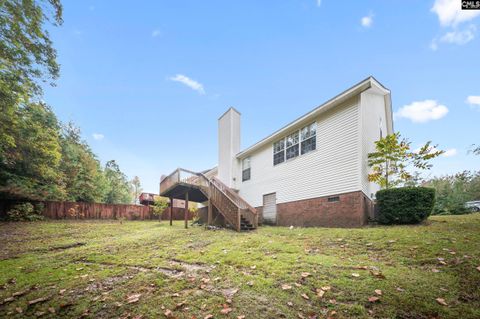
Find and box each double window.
[273,122,316,166]
[242,157,251,181]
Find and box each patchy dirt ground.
[0,215,480,318]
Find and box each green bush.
[6,202,45,221]
[376,187,435,224]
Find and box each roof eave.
[236,76,386,159]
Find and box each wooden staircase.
[160,169,258,232]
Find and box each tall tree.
[368,133,444,189]
[0,103,65,200]
[104,160,132,204]
[131,176,142,204]
[1,0,63,166]
[59,123,108,202]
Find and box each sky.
[43,0,480,193]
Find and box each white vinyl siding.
[360,90,389,199]
[236,98,361,207]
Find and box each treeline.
[0,1,132,204]
[0,103,133,204]
[423,171,480,215]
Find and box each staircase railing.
[210,177,258,229]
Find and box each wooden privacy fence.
[0,200,196,221]
[41,201,153,220]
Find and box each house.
[160,76,393,230]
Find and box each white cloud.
[152,29,161,37]
[92,133,104,140]
[414,145,456,158]
[169,74,205,95]
[431,0,480,27]
[442,148,458,157]
[395,100,449,123]
[316,0,322,7]
[440,25,476,45]
[361,13,374,28]
[466,95,480,110]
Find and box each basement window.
[273,139,285,165]
[328,196,340,203]
[242,157,251,181]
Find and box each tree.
[131,176,142,204]
[423,171,480,214]
[470,144,480,156]
[1,0,63,166]
[152,196,169,221]
[104,160,132,204]
[59,123,108,202]
[368,133,444,189]
[0,102,65,200]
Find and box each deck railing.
[160,168,209,194]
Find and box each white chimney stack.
[218,107,241,188]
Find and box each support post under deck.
[185,192,189,229]
[207,200,212,226]
[169,197,173,226]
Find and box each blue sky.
[43,0,480,193]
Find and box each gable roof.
[236,76,392,159]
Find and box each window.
[300,123,316,155]
[273,139,285,165]
[272,122,317,166]
[328,196,340,203]
[285,131,299,160]
[242,157,251,181]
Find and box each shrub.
[7,202,45,221]
[376,187,435,225]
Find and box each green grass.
[1,215,479,318]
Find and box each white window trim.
[273,122,317,166]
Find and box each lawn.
[0,215,479,319]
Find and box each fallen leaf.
[164,309,174,318]
[316,289,325,298]
[250,265,256,270]
[368,296,380,303]
[204,315,213,319]
[126,293,141,304]
[28,297,49,306]
[436,298,448,306]
[321,286,331,291]
[374,289,382,295]
[301,272,311,278]
[432,268,440,273]
[294,283,302,287]
[301,293,310,300]
[287,301,294,307]
[237,316,245,319]
[281,284,292,290]
[175,301,186,309]
[15,307,22,314]
[370,271,386,279]
[351,273,360,278]
[220,307,232,314]
[246,281,254,286]
[476,266,480,272]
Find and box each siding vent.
[327,196,340,203]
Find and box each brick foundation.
[257,191,373,228]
